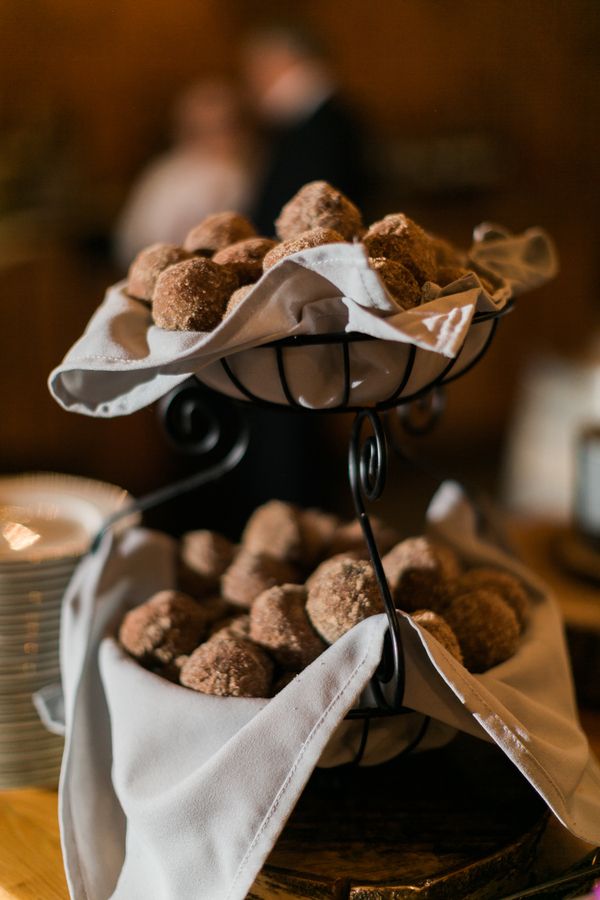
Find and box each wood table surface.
[1,518,599,900]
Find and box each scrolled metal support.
[348,410,405,710]
[91,380,250,551]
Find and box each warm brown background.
[1,0,598,507]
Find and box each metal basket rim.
[261,299,514,350]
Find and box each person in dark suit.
[242,23,367,234]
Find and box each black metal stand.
[348,410,404,711]
[94,304,514,759]
[91,384,249,551]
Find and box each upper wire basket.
[196,303,514,413]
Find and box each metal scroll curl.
[348,409,405,712]
[91,379,250,551]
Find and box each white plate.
[0,597,64,614]
[0,668,60,691]
[0,591,65,608]
[0,473,136,563]
[0,596,65,611]
[0,633,59,649]
[0,654,59,674]
[0,626,61,644]
[0,624,60,641]
[0,565,76,584]
[0,612,62,630]
[0,657,58,670]
[0,554,79,574]
[0,629,60,645]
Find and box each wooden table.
[1,720,599,900]
[1,519,599,899]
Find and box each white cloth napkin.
[57,483,600,900]
[48,225,556,417]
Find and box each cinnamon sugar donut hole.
[180,636,273,697]
[444,589,520,673]
[306,558,383,644]
[363,214,437,284]
[382,537,461,612]
[118,589,208,666]
[152,257,236,331]
[224,283,253,317]
[329,517,400,558]
[183,211,256,255]
[305,551,364,592]
[208,613,251,641]
[127,243,191,302]
[221,549,299,608]
[298,508,340,569]
[262,227,345,270]
[250,584,326,670]
[275,180,363,242]
[179,530,236,596]
[369,258,422,309]
[411,609,463,664]
[448,568,530,631]
[213,237,277,284]
[242,500,304,565]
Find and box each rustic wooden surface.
[248,735,548,899]
[0,786,66,900]
[1,520,599,899]
[0,711,600,900]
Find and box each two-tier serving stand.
[96,301,513,762]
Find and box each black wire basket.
[195,303,513,413]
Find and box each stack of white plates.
[0,473,133,788]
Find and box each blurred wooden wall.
[1,0,598,494]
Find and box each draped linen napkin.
[48,225,557,417]
[57,483,600,900]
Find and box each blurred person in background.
[114,79,256,267]
[242,22,368,235]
